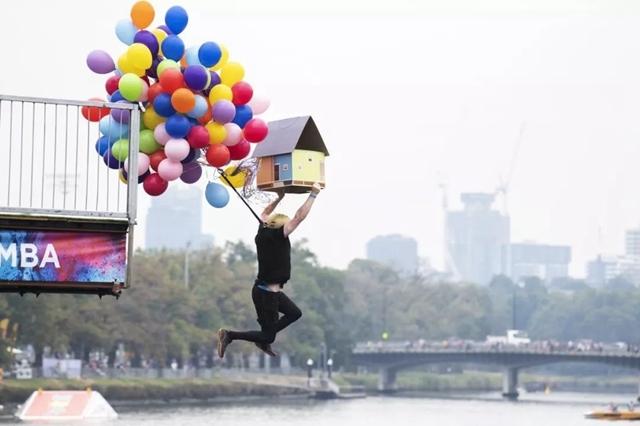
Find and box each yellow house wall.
[292,149,325,183]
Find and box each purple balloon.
[183,65,209,91]
[110,101,131,124]
[157,25,173,35]
[103,151,121,169]
[146,57,161,80]
[209,71,221,89]
[87,50,115,74]
[134,30,159,56]
[181,148,200,164]
[122,168,149,184]
[180,162,202,184]
[212,100,236,124]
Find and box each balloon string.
[217,168,263,225]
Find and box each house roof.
[252,116,329,158]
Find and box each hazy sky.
[3,0,640,276]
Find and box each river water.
[2,391,636,425]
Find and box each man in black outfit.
[217,183,322,358]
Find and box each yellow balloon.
[127,43,152,70]
[220,62,245,86]
[143,106,165,129]
[152,28,167,46]
[119,170,128,184]
[118,53,146,77]
[208,84,232,104]
[206,122,227,144]
[210,44,229,71]
[220,165,247,188]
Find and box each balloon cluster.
[84,1,270,208]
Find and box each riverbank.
[0,377,308,405]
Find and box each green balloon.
[118,73,143,102]
[111,139,129,162]
[139,129,161,154]
[157,59,180,77]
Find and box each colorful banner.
[0,230,126,283]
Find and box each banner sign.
[0,230,126,283]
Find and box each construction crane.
[495,122,526,216]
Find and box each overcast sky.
[2,0,640,276]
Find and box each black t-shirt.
[255,225,291,285]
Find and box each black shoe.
[255,342,277,357]
[217,329,231,358]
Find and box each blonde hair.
[266,213,290,229]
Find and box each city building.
[366,234,419,275]
[446,193,510,285]
[145,186,214,250]
[505,242,571,283]
[626,228,640,257]
[586,255,640,287]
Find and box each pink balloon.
[124,153,150,176]
[157,159,184,181]
[153,123,171,145]
[164,138,190,161]
[222,123,243,147]
[138,80,150,102]
[248,93,270,115]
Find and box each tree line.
[1,241,640,369]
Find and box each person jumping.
[217,183,322,358]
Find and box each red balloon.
[231,81,253,106]
[206,144,230,167]
[159,68,185,94]
[228,139,250,160]
[197,107,212,125]
[147,83,164,104]
[149,150,167,171]
[243,118,269,143]
[143,173,169,196]
[187,125,210,149]
[105,75,120,95]
[81,97,110,122]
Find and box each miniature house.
[253,116,329,194]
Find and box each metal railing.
[0,95,140,221]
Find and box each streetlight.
[327,358,333,379]
[306,358,314,386]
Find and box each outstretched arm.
[284,183,322,237]
[261,190,285,222]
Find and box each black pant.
[228,285,302,344]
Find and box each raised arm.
[284,183,322,237]
[261,191,285,222]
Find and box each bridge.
[352,341,640,399]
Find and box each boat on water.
[585,409,640,421]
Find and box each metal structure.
[0,95,140,296]
[353,342,640,398]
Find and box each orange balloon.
[171,88,196,113]
[131,1,155,29]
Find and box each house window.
[282,164,289,171]
[308,157,313,162]
[274,164,280,181]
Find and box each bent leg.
[274,291,302,333]
[228,286,279,344]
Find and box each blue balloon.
[115,19,137,45]
[198,42,222,67]
[95,135,113,156]
[186,95,208,118]
[233,105,253,128]
[165,6,189,34]
[99,116,129,140]
[153,93,176,117]
[165,114,191,138]
[161,35,185,61]
[110,90,124,103]
[103,151,121,169]
[205,182,230,208]
[185,46,201,66]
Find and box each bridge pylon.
[502,367,519,400]
[378,368,397,393]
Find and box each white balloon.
[248,93,270,115]
[222,123,243,147]
[164,138,190,161]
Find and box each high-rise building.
[586,255,640,287]
[505,242,571,283]
[145,186,214,250]
[446,193,510,285]
[366,234,419,275]
[626,228,640,257]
